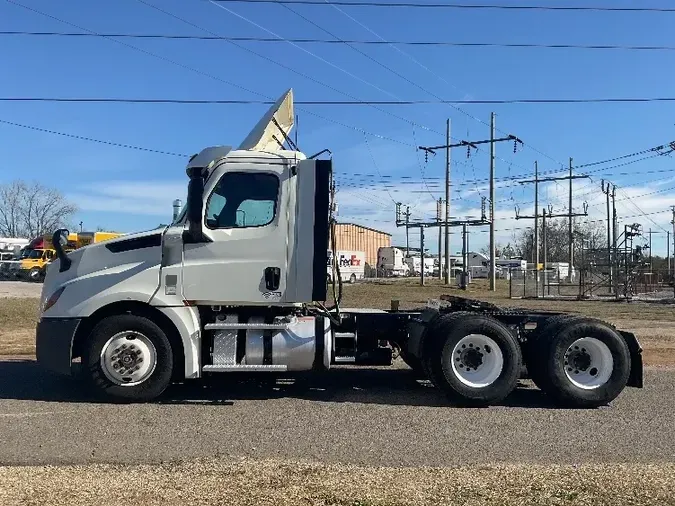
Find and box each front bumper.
[35,317,82,376]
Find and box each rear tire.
[349,273,357,284]
[530,317,631,408]
[82,314,174,402]
[524,314,586,390]
[423,312,522,406]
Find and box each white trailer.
[35,89,643,408]
[327,250,365,284]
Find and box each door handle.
[264,267,281,290]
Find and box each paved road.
[0,359,673,466]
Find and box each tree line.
[0,180,77,238]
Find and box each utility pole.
[404,205,411,257]
[542,207,548,296]
[568,157,574,282]
[437,198,444,279]
[516,165,588,291]
[668,230,671,276]
[445,119,451,285]
[420,227,425,286]
[648,228,653,272]
[396,203,489,286]
[671,206,675,297]
[612,186,618,297]
[533,161,539,294]
[602,180,613,292]
[489,112,497,291]
[418,123,522,286]
[462,223,468,290]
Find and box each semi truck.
[36,89,642,407]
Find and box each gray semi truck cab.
[35,89,643,407]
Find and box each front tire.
[423,312,522,406]
[82,314,174,402]
[28,267,42,282]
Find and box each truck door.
[181,159,291,305]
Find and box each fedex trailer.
[327,250,365,284]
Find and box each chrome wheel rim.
[100,331,157,386]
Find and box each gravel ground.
[0,281,42,299]
[2,459,674,506]
[0,361,673,467]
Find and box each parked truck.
[36,89,642,408]
[377,246,409,277]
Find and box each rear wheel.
[349,273,357,284]
[423,312,522,406]
[82,314,174,402]
[530,318,630,408]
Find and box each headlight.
[42,286,66,313]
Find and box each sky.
[1,0,675,255]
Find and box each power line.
[5,30,675,52]
[0,118,190,157]
[210,1,675,12]
[198,0,440,134]
[8,96,675,105]
[6,0,418,148]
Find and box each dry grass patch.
[1,459,674,506]
[0,298,39,329]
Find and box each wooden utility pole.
[602,180,613,292]
[533,161,539,293]
[489,112,497,291]
[612,186,618,297]
[437,198,444,279]
[461,223,468,290]
[568,157,574,281]
[516,164,589,292]
[648,228,654,272]
[542,207,548,296]
[445,119,451,284]
[418,124,522,286]
[404,205,411,256]
[668,230,671,275]
[671,206,675,297]
[420,227,425,286]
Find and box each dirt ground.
[2,279,675,364]
[1,458,674,506]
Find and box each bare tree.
[516,218,604,267]
[0,180,77,238]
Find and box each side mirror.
[185,167,206,243]
[52,229,72,272]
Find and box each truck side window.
[205,172,279,229]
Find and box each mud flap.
[620,330,643,388]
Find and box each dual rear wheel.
[419,312,631,408]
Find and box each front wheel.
[82,314,174,402]
[28,267,42,282]
[423,312,522,406]
[349,273,357,284]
